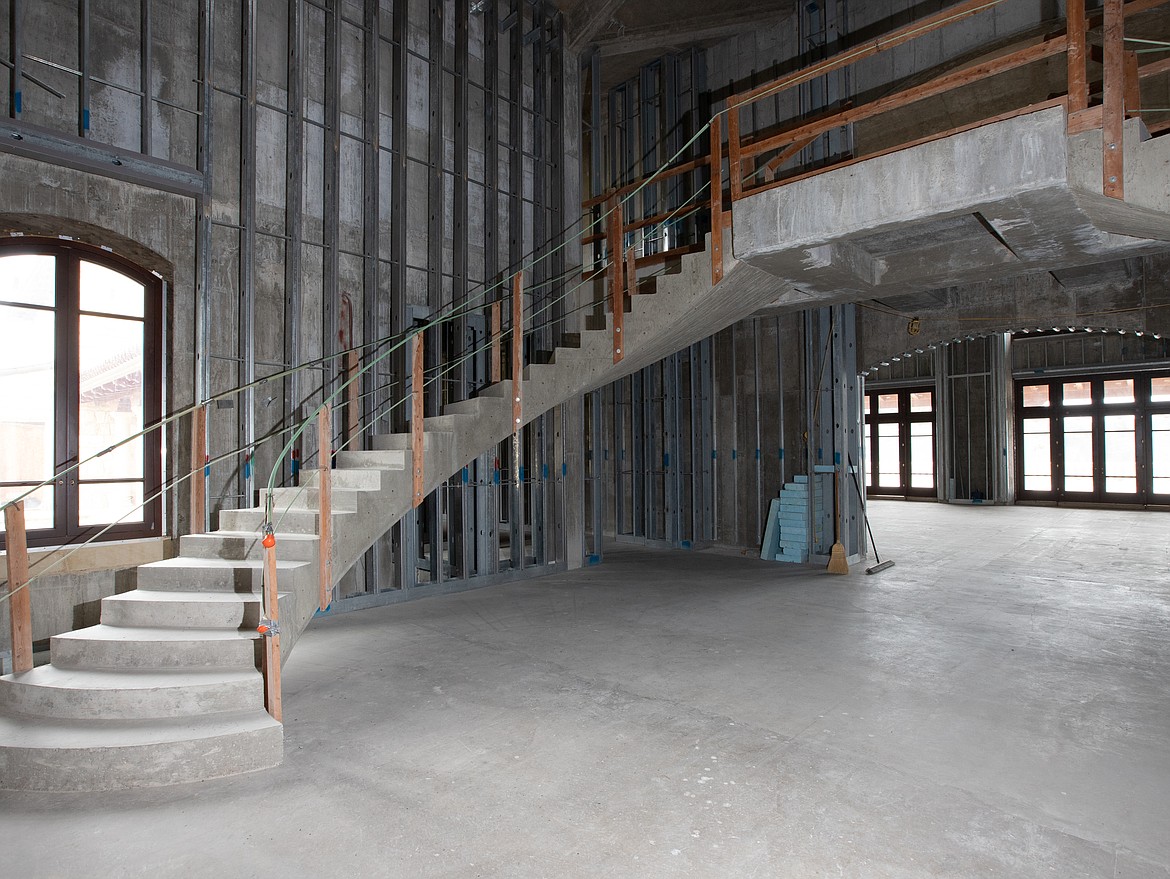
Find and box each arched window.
[0,238,163,548]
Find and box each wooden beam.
[1067,0,1088,114]
[741,39,1066,163]
[730,0,1011,109]
[1103,0,1125,199]
[411,331,424,508]
[3,501,32,675]
[709,115,724,286]
[316,404,332,612]
[189,403,206,534]
[605,193,622,312]
[511,273,523,435]
[261,534,282,722]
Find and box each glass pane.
[1104,418,1136,494]
[909,391,932,413]
[877,422,899,486]
[1152,377,1170,403]
[909,424,934,488]
[877,393,898,414]
[863,423,872,487]
[78,315,144,480]
[1152,415,1169,494]
[0,253,55,306]
[0,305,56,482]
[79,260,145,317]
[78,482,144,526]
[1063,416,1094,492]
[1063,381,1092,406]
[1021,384,1050,408]
[0,485,54,532]
[1103,379,1134,405]
[1022,418,1052,492]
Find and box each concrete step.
[136,557,308,593]
[372,430,454,451]
[179,530,319,562]
[50,626,260,671]
[101,590,263,629]
[304,467,386,491]
[335,449,407,470]
[0,708,282,791]
[442,395,511,418]
[0,667,263,720]
[219,506,356,535]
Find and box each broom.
[846,456,895,575]
[827,467,850,574]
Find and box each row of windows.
[863,373,1170,503]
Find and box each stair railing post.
[1102,0,1124,199]
[489,299,501,384]
[613,247,632,364]
[728,101,743,202]
[709,115,724,285]
[412,330,425,509]
[260,525,282,722]
[606,192,622,311]
[316,403,332,611]
[512,272,523,432]
[1066,0,1087,116]
[190,402,207,534]
[345,349,360,446]
[3,501,33,675]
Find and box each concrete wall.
[1,0,581,637]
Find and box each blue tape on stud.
[462,467,469,484]
[834,451,841,465]
[755,448,760,460]
[732,449,737,460]
[244,456,252,479]
[493,470,500,485]
[542,464,549,479]
[83,109,91,130]
[779,447,785,459]
[520,466,526,481]
[562,462,567,477]
[15,91,22,114]
[663,453,670,468]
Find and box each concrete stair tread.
[106,590,262,604]
[0,707,279,749]
[142,557,307,572]
[55,625,259,643]
[2,666,260,692]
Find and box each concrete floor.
[2,502,1169,878]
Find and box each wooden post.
[1066,0,1088,115]
[489,300,501,384]
[1124,50,1140,119]
[1102,0,1124,199]
[316,403,332,612]
[512,272,523,434]
[612,249,625,365]
[728,102,743,201]
[709,115,724,285]
[605,193,622,312]
[261,533,282,722]
[3,501,33,675]
[411,331,424,509]
[344,350,360,445]
[190,403,207,534]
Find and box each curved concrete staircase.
[3,105,1168,791]
[0,236,801,791]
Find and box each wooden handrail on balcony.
[581,0,1170,294]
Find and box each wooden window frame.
[0,238,163,549]
[864,385,937,499]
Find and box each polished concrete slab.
[2,502,1168,878]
